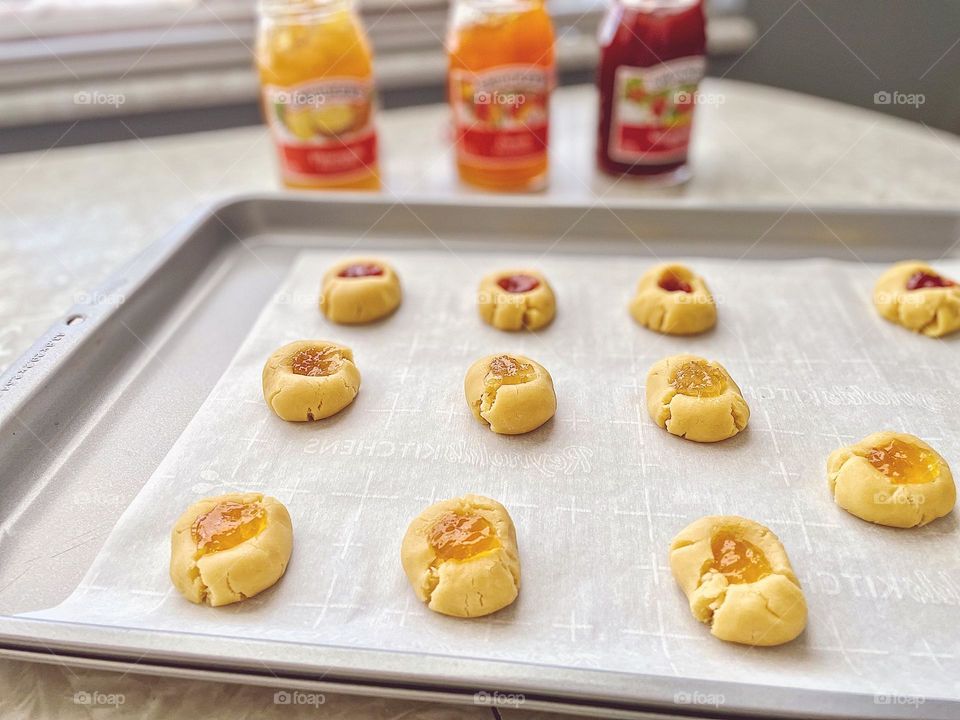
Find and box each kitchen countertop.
[2,79,960,719]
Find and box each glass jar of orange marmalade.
[257,0,380,190]
[447,0,555,192]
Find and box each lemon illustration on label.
[284,107,316,140]
[313,105,357,136]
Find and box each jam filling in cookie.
[658,271,693,293]
[497,274,541,293]
[906,271,955,290]
[670,358,728,399]
[428,511,501,562]
[291,346,343,377]
[192,500,267,556]
[338,263,384,278]
[867,438,940,484]
[711,530,772,585]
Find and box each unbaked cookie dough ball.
[629,263,717,335]
[262,340,361,422]
[827,431,955,528]
[670,516,807,646]
[478,269,555,331]
[170,492,293,607]
[400,494,520,618]
[464,353,556,435]
[873,260,959,337]
[646,354,749,443]
[320,257,402,324]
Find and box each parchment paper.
[30,251,960,702]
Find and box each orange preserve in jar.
[447,0,555,191]
[256,0,380,190]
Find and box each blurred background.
[2,0,957,154]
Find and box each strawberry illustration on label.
[608,57,705,165]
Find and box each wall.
[715,0,960,133]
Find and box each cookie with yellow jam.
[170,492,293,607]
[670,516,807,646]
[320,258,402,324]
[401,494,520,618]
[262,340,361,422]
[646,354,749,442]
[478,269,555,331]
[827,431,955,528]
[629,263,717,335]
[873,261,959,337]
[464,353,556,435]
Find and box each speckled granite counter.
[2,79,960,719]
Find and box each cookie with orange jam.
[400,494,520,618]
[464,353,556,434]
[320,257,402,324]
[827,431,955,528]
[873,260,959,337]
[170,492,293,606]
[646,354,749,442]
[262,340,361,422]
[629,263,717,335]
[478,269,555,331]
[669,516,807,646]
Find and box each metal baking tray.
[1,195,958,719]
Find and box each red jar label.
[450,66,552,166]
[264,80,377,183]
[608,56,705,165]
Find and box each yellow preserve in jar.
[257,0,380,190]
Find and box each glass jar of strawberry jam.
[596,0,706,184]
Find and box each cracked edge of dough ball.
[873,260,960,338]
[463,353,557,435]
[645,354,749,443]
[400,494,521,618]
[262,340,361,422]
[826,431,956,528]
[170,492,294,607]
[669,515,807,646]
[320,257,403,325]
[629,263,717,335]
[477,269,556,332]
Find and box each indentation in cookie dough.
[671,358,728,398]
[497,274,540,293]
[290,347,343,377]
[192,500,267,557]
[428,511,501,566]
[338,263,384,278]
[658,270,693,293]
[867,437,940,484]
[710,530,771,585]
[480,355,537,418]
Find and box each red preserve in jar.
[596,0,706,183]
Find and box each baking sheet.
[28,250,960,703]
